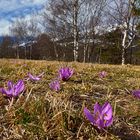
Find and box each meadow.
[0,59,140,140]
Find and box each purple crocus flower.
[59,67,74,81]
[0,80,25,98]
[99,71,107,78]
[84,102,113,129]
[132,90,140,99]
[49,80,60,92]
[28,72,44,81]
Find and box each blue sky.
[0,0,47,35]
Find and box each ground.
[0,59,140,140]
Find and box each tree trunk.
[24,46,27,59]
[73,0,79,61]
[87,45,91,62]
[54,45,58,59]
[121,30,127,65]
[130,46,133,64]
[98,47,102,64]
[29,45,32,60]
[121,47,125,65]
[83,31,89,63]
[83,44,88,63]
[53,40,58,60]
[90,30,96,62]
[16,46,19,59]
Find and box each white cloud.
[0,19,10,35]
[0,0,46,35]
[0,0,46,12]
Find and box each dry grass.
[0,59,140,140]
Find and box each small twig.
[22,87,34,107]
[113,101,117,117]
[15,91,25,104]
[77,122,84,138]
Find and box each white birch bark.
[121,27,135,65]
[73,0,79,61]
[121,30,127,65]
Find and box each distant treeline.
[0,31,140,64]
[0,0,140,64]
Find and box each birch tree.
[81,0,107,62]
[73,0,79,61]
[107,0,139,65]
[43,0,91,61]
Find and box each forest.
[0,0,140,65]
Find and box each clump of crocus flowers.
[0,80,25,98]
[59,67,74,81]
[99,71,107,78]
[28,72,44,81]
[49,80,60,92]
[84,102,113,129]
[132,90,140,99]
[48,67,74,91]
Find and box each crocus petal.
[59,67,73,81]
[69,69,74,77]
[49,80,60,92]
[132,90,140,99]
[0,88,3,93]
[1,88,7,95]
[28,73,41,81]
[7,81,13,90]
[14,80,24,96]
[1,88,13,97]
[105,116,113,127]
[102,102,113,120]
[59,69,63,78]
[28,73,34,78]
[99,71,107,78]
[84,107,94,125]
[33,77,40,81]
[95,118,105,129]
[17,80,24,92]
[67,68,74,77]
[94,102,102,115]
